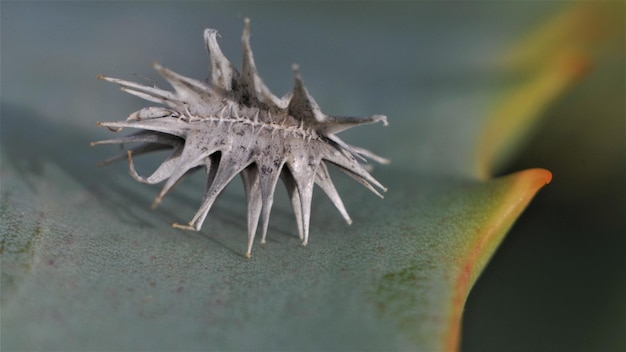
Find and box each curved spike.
[96,118,190,138]
[257,161,284,244]
[318,114,388,135]
[173,154,251,232]
[239,17,257,101]
[93,130,181,166]
[326,134,390,166]
[293,170,316,246]
[120,87,175,106]
[241,165,262,258]
[151,163,204,209]
[346,143,391,165]
[127,144,184,185]
[152,62,213,99]
[338,168,385,199]
[152,133,218,208]
[92,130,181,146]
[315,162,352,225]
[285,154,318,245]
[204,28,238,91]
[172,133,254,231]
[98,74,180,107]
[161,154,218,210]
[97,142,172,166]
[128,107,175,121]
[287,65,327,125]
[326,134,367,162]
[319,142,387,195]
[239,18,282,108]
[281,170,304,241]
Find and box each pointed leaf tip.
[444,167,552,352]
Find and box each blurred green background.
[463,20,626,350]
[1,2,623,351]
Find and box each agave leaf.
[463,3,625,350]
[475,2,621,178]
[0,159,550,350]
[1,2,612,351]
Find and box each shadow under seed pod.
[1,103,169,229]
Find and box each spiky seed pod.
[92,19,388,257]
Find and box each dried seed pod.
[92,19,388,257]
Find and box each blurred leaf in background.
[464,2,625,352]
